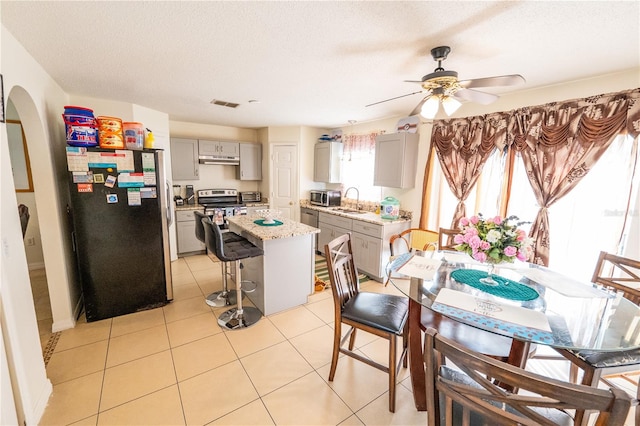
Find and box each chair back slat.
[424,328,632,426]
[438,227,459,251]
[592,251,640,305]
[325,234,359,312]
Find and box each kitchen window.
[423,134,639,281]
[340,132,383,203]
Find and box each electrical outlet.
[26,237,36,247]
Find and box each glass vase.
[480,262,500,286]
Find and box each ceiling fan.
[366,46,525,118]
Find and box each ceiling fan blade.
[453,88,499,105]
[458,74,525,89]
[410,96,430,116]
[404,80,424,84]
[365,91,423,107]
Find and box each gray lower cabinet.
[176,210,205,255]
[318,211,410,281]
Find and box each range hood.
[198,154,240,165]
[198,140,240,165]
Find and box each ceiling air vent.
[210,99,240,109]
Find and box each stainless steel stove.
[197,189,247,228]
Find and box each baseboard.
[51,297,81,332]
[51,317,75,333]
[27,377,52,426]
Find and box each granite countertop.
[227,214,320,241]
[301,204,412,226]
[174,204,203,211]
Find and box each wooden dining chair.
[324,233,408,412]
[424,327,632,426]
[551,251,640,425]
[438,227,459,251]
[385,228,439,286]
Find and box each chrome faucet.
[344,187,360,210]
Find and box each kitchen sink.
[331,208,368,214]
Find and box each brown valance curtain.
[428,112,510,229]
[510,88,640,265]
[424,87,640,266]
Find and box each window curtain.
[428,112,510,229]
[509,89,640,265]
[420,88,640,267]
[342,131,380,159]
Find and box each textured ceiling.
[2,1,639,129]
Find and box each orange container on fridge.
[123,122,144,150]
[97,116,124,149]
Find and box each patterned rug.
[43,331,61,366]
[314,257,369,292]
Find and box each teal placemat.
[254,219,283,226]
[451,269,539,301]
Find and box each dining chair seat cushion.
[439,366,574,426]
[569,347,640,368]
[342,292,408,335]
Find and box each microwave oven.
[310,190,341,207]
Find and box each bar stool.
[194,211,243,307]
[202,218,264,330]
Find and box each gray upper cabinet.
[170,138,199,180]
[314,142,343,183]
[199,140,240,157]
[238,143,262,180]
[373,132,419,188]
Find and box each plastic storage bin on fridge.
[123,122,144,150]
[62,106,98,147]
[97,116,124,149]
[380,196,400,220]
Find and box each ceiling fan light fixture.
[441,96,462,116]
[420,96,440,119]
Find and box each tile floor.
[31,254,637,425]
[35,254,426,425]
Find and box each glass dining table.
[387,250,640,411]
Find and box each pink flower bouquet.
[454,214,533,264]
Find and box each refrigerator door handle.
[166,180,174,227]
[71,230,77,253]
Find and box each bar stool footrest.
[241,280,258,293]
[205,290,244,307]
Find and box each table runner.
[451,269,539,301]
[434,288,553,343]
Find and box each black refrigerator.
[66,147,173,322]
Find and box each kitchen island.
[226,215,320,316]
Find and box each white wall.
[1,25,64,426]
[168,120,260,195]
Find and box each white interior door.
[271,144,298,220]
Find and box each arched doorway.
[5,98,53,351]
[7,86,79,336]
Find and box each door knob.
[289,201,293,205]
